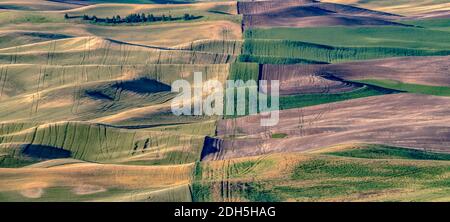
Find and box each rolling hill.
[0,0,449,202]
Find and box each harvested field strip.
[0,31,72,50]
[0,122,39,136]
[0,122,206,164]
[146,120,217,137]
[0,63,230,99]
[0,162,194,201]
[95,184,192,202]
[24,158,86,168]
[0,48,236,65]
[242,39,450,64]
[238,54,327,65]
[0,84,177,123]
[0,37,237,66]
[174,40,243,55]
[355,79,450,97]
[192,154,285,202]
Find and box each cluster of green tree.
[64,13,200,24]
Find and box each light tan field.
[0,20,241,48]
[0,1,241,48]
[64,2,238,16]
[0,161,193,201]
[0,0,84,11]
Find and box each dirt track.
[202,94,450,160]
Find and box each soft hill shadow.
[113,78,171,94]
[21,145,71,159]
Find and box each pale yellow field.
[0,21,241,48]
[0,161,194,201]
[0,0,82,11]
[64,2,238,16]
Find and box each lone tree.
[64,13,69,19]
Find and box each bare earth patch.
[204,94,450,160]
[72,184,107,195]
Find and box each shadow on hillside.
[113,78,171,94]
[21,145,71,159]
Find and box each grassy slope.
[241,39,450,64]
[279,86,394,110]
[0,122,207,164]
[326,144,450,160]
[245,26,450,50]
[193,145,450,202]
[356,79,450,97]
[0,32,72,49]
[401,18,450,32]
[242,23,450,64]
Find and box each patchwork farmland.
[0,0,449,202]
